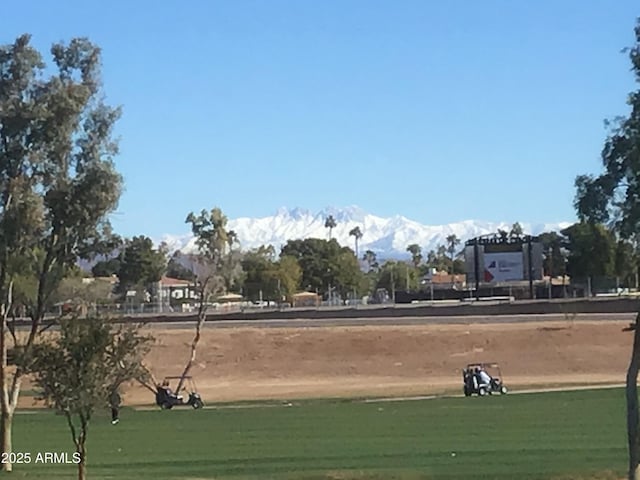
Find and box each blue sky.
[3,1,639,237]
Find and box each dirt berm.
[104,319,632,405]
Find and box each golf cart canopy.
[466,362,500,369]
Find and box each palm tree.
[445,234,461,273]
[324,215,337,240]
[349,226,363,258]
[406,244,423,268]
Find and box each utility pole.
[473,240,480,301]
[391,269,396,303]
[548,246,553,300]
[406,264,410,292]
[527,236,534,300]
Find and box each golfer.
[110,388,122,425]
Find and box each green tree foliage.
[185,207,230,299]
[116,236,166,295]
[425,249,437,268]
[572,20,640,477]
[240,249,302,302]
[0,35,123,470]
[451,259,466,274]
[406,244,423,267]
[332,250,368,298]
[52,276,114,313]
[241,247,279,301]
[423,245,463,274]
[281,238,364,298]
[27,316,152,480]
[574,21,640,239]
[445,234,461,269]
[538,232,568,278]
[185,207,241,298]
[277,255,302,300]
[362,250,379,272]
[376,261,420,293]
[561,223,615,279]
[510,222,524,237]
[166,251,196,281]
[91,258,121,278]
[615,239,638,286]
[222,230,244,294]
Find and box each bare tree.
[175,208,230,394]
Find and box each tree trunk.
[77,444,86,480]
[0,410,12,472]
[177,293,207,394]
[0,284,15,473]
[627,313,640,480]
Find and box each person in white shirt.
[478,368,492,386]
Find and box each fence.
[570,276,640,297]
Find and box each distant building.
[292,292,321,307]
[422,269,466,289]
[158,276,197,302]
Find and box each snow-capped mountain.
[158,206,573,260]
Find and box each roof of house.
[159,276,192,287]
[83,275,118,285]
[216,293,243,302]
[430,273,466,284]
[293,292,320,298]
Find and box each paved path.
[360,383,626,403]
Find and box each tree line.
[80,216,640,311]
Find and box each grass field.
[7,388,628,479]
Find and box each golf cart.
[155,376,204,410]
[462,362,508,397]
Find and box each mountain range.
[158,206,573,260]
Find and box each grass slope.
[7,388,627,479]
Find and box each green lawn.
[6,388,628,479]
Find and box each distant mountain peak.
[316,205,366,223]
[157,206,572,260]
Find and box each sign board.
[483,252,524,282]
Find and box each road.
[17,312,636,332]
[144,312,637,329]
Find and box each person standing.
[109,387,122,425]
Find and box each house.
[158,276,197,302]
[422,269,466,288]
[215,293,243,303]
